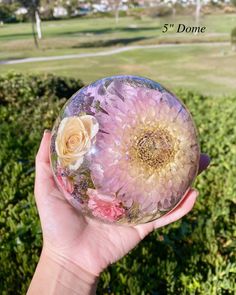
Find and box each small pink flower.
[56,166,74,194]
[87,189,125,222]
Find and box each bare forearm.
[27,248,98,295]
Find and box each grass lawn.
[1,43,235,97]
[0,14,235,97]
[0,14,235,61]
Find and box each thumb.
[34,130,57,199]
[35,130,51,168]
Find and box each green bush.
[0,72,83,295]
[0,4,17,23]
[0,73,235,294]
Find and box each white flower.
[55,115,99,170]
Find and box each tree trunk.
[35,10,42,39]
[115,8,119,24]
[172,7,176,18]
[31,13,39,48]
[195,0,201,27]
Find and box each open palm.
[35,131,210,277]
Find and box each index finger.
[198,153,210,175]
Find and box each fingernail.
[44,129,51,136]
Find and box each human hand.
[34,130,210,280]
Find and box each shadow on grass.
[55,26,161,36]
[0,26,161,41]
[72,36,152,48]
[0,32,34,40]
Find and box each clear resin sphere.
[50,75,200,225]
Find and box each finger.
[35,130,57,197]
[35,130,53,183]
[134,189,198,238]
[36,130,51,165]
[198,153,210,175]
[154,188,198,229]
[133,153,209,238]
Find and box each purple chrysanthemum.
[88,80,199,215]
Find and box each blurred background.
[0,0,236,96]
[0,1,235,295]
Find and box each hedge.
[0,73,235,295]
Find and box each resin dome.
[50,75,200,225]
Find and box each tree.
[231,0,236,6]
[107,0,122,24]
[17,0,42,48]
[61,0,79,17]
[40,0,54,20]
[0,3,16,23]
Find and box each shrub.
[0,73,83,294]
[0,4,17,23]
[0,73,235,294]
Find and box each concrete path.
[0,42,229,65]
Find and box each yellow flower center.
[130,126,177,173]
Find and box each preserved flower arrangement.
[50,75,200,225]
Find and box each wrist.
[27,246,99,295]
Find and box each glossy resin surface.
[50,75,200,225]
